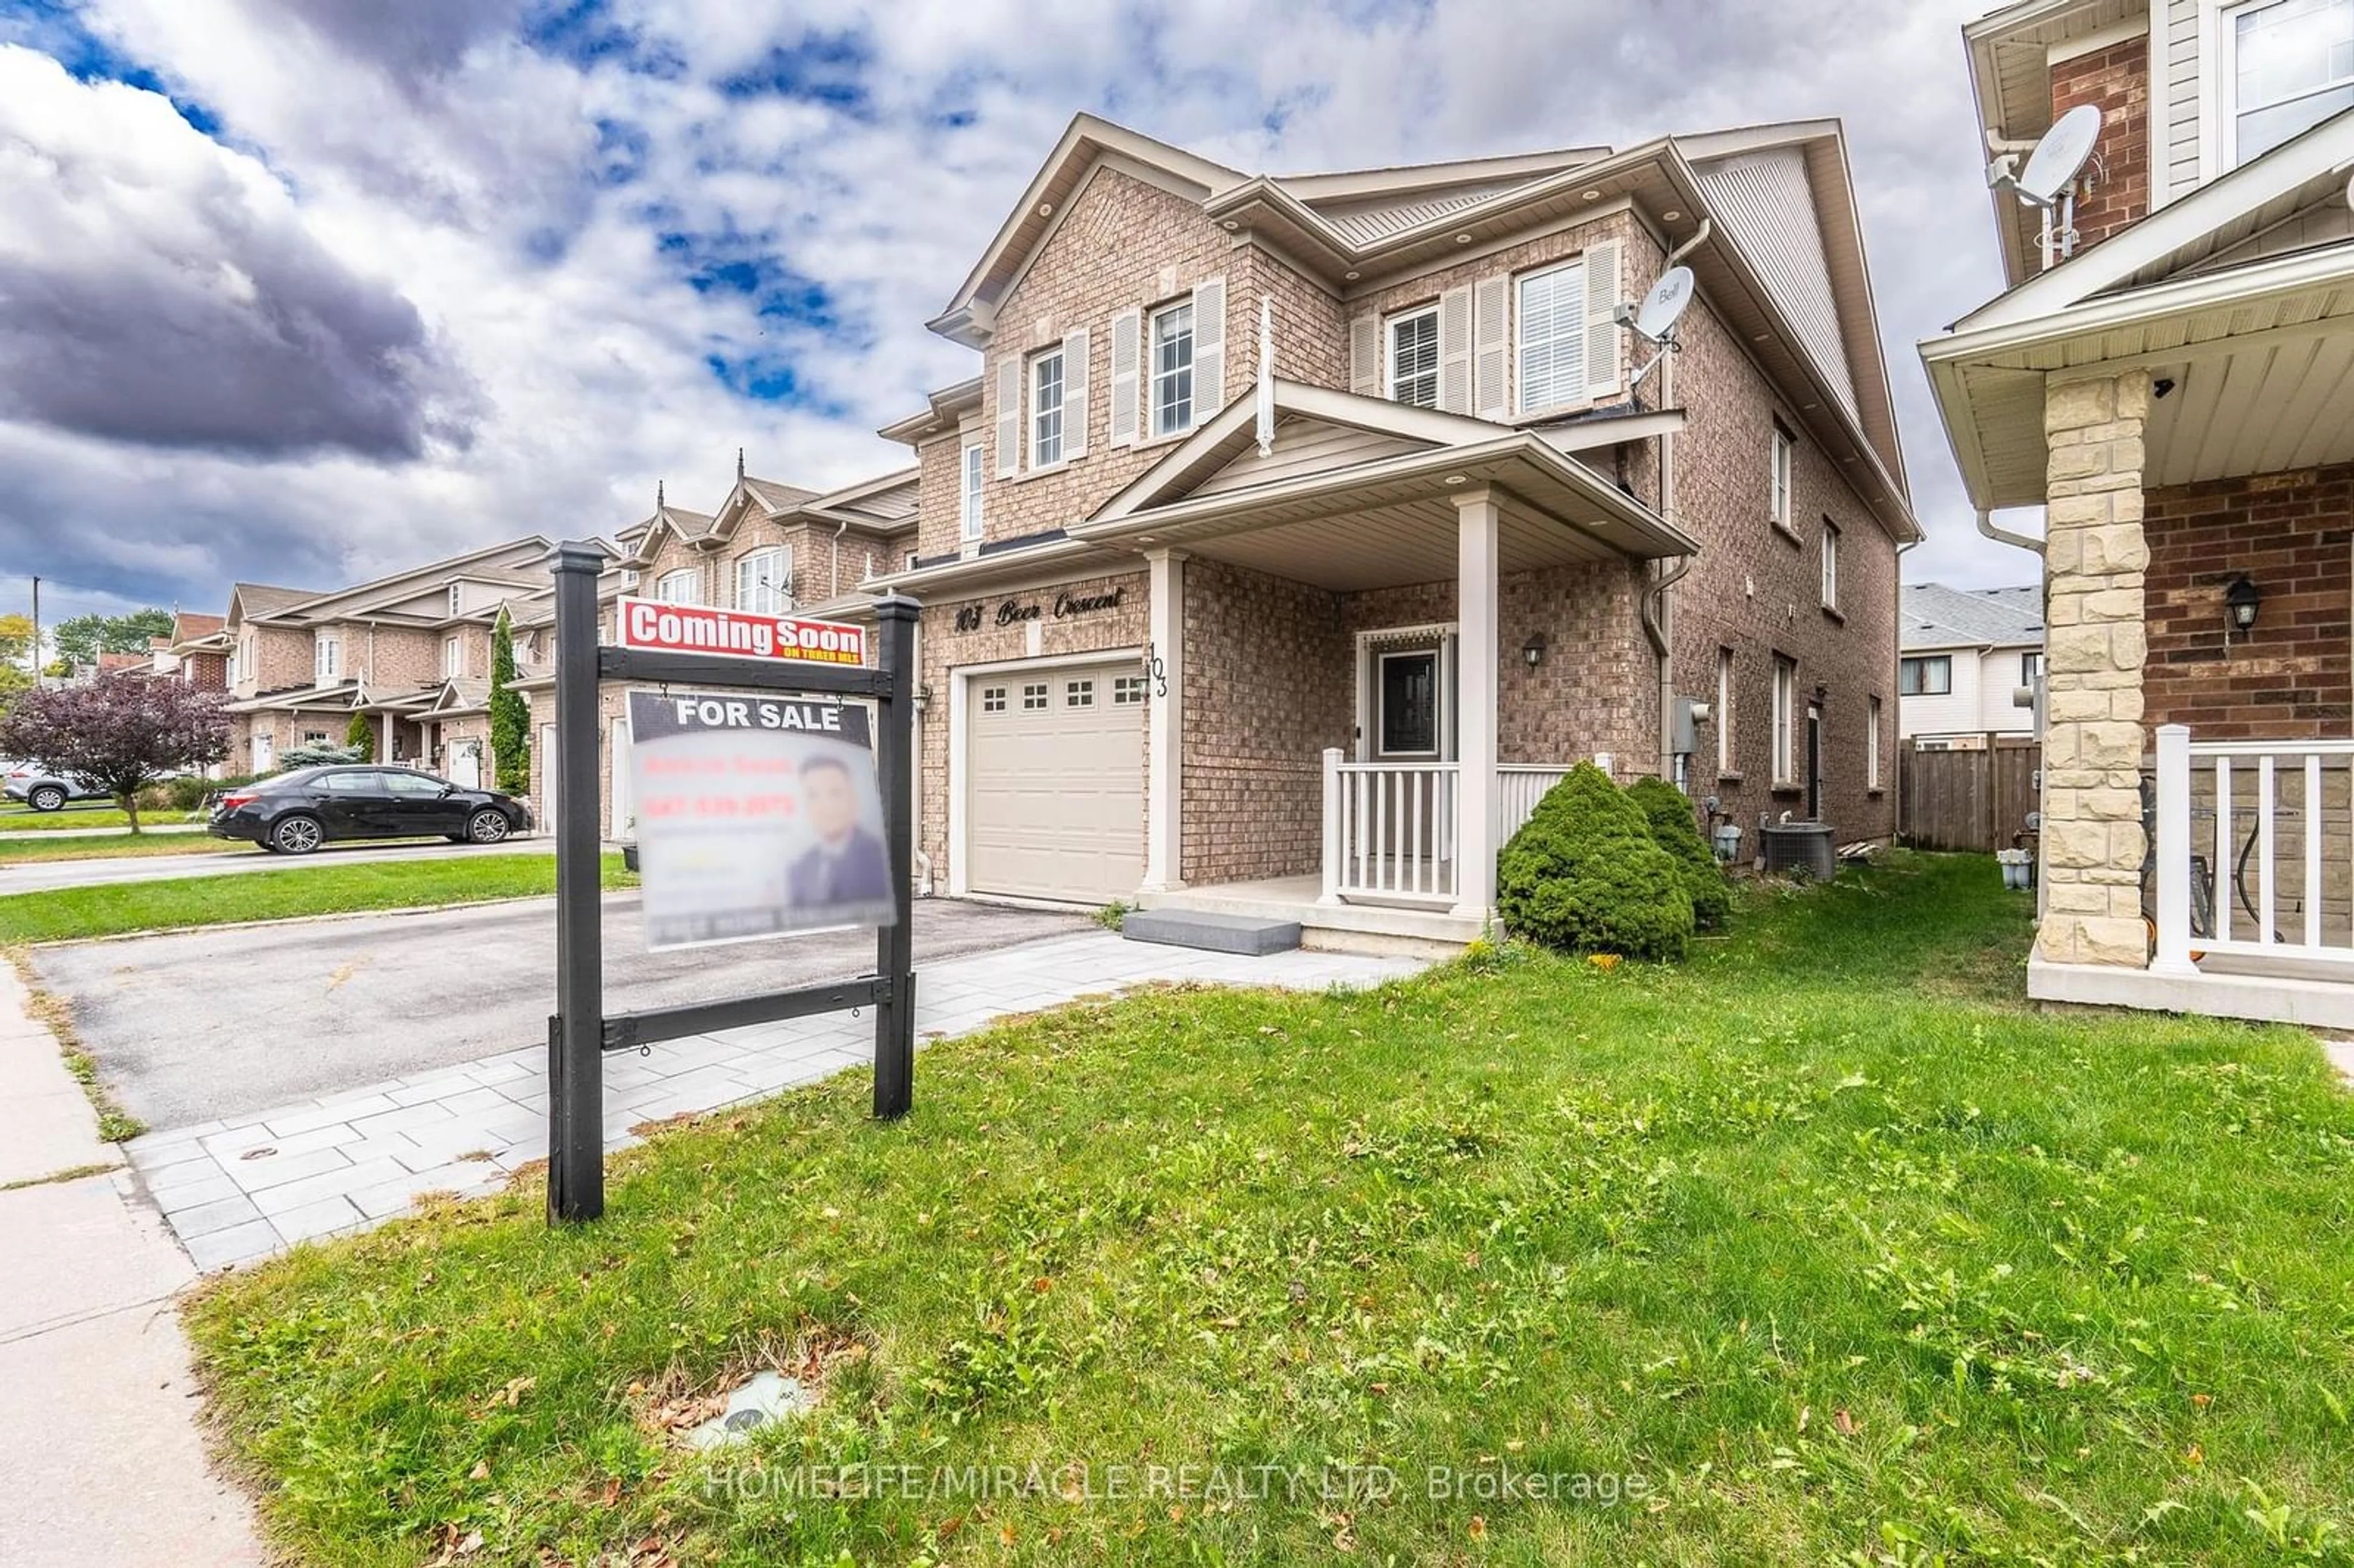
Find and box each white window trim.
[1512,256,1588,417]
[1772,657,1797,786]
[1820,520,1841,612]
[315,636,342,683]
[655,568,702,606]
[959,440,985,544]
[442,635,462,679]
[1770,427,1796,533]
[1385,303,1440,408]
[733,545,791,615]
[1149,300,1195,439]
[1867,695,1884,791]
[1716,647,1737,777]
[2203,0,2354,174]
[1028,345,1066,470]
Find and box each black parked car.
[209,766,534,855]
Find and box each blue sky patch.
[524,0,685,78]
[5,0,224,134]
[712,30,872,112]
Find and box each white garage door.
[966,663,1145,904]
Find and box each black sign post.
[545,543,920,1225]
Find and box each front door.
[1374,649,1441,764]
[1360,633,1457,884]
[251,733,275,775]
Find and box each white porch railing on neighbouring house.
[1495,764,1577,847]
[2154,725,2354,973]
[1320,752,1459,904]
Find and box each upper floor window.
[734,546,790,615]
[1514,258,1587,414]
[1770,425,1795,531]
[959,441,985,542]
[2022,650,2045,686]
[1820,520,1842,611]
[235,635,254,684]
[655,568,701,605]
[1900,655,1953,697]
[1150,300,1195,437]
[447,584,463,617]
[443,636,463,679]
[314,636,341,683]
[1029,346,1065,468]
[1387,306,1439,408]
[2228,0,2354,166]
[1867,696,1884,790]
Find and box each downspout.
[1977,508,2046,556]
[1641,218,1711,782]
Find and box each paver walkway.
[126,931,1428,1269]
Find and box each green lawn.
[188,856,2354,1566]
[0,832,252,865]
[0,851,629,944]
[0,806,202,832]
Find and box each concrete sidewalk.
[0,967,263,1567]
[126,929,1430,1269]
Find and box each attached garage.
[962,657,1146,904]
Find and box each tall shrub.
[1496,763,1694,961]
[489,608,531,796]
[344,709,375,756]
[1626,775,1734,931]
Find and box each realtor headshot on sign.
[787,753,892,906]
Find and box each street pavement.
[0,964,264,1567]
[0,832,553,893]
[33,897,1090,1130]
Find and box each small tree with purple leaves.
[0,680,229,834]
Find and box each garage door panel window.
[1022,683,1048,710]
[1114,675,1148,704]
[1066,679,1095,707]
[982,685,1007,713]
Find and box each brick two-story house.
[862,114,1918,942]
[1921,0,2354,1024]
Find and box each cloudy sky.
[0,0,2035,631]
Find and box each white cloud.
[0,0,2038,633]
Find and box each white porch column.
[2150,723,2197,976]
[1319,747,1344,905]
[1453,489,1500,919]
[1141,548,1185,892]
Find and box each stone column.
[2038,368,2152,969]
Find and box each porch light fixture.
[1522,632,1548,669]
[1661,209,1681,221]
[2225,575,2261,633]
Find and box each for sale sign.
[626,690,896,950]
[615,596,867,666]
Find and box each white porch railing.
[2154,725,2354,973]
[1496,764,1577,847]
[1320,753,1459,904]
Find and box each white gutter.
[1978,509,2046,557]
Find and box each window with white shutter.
[994,356,1021,479]
[1108,308,1141,446]
[1149,300,1195,438]
[1514,259,1586,415]
[959,441,985,542]
[1584,240,1623,402]
[1385,306,1438,408]
[1060,326,1089,460]
[1190,277,1225,425]
[1349,313,1381,396]
[1472,275,1509,419]
[1028,346,1065,468]
[1437,284,1472,414]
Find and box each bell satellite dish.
[1990,102,2103,267]
[2017,104,2102,205]
[1632,265,1694,343]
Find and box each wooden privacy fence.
[1899,737,2042,853]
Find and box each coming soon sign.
[615,596,867,666]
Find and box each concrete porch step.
[1122,908,1303,956]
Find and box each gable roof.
[934,113,1916,541]
[1902,582,2045,650]
[227,582,325,623]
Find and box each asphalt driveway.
[31,898,1089,1132]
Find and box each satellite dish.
[1632,265,1694,343]
[2017,103,2102,207]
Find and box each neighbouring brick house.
[862,113,1916,943]
[513,466,921,839]
[216,540,555,787]
[1920,0,2354,1024]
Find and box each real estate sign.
[614,596,867,666]
[625,689,896,951]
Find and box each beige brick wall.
[330,623,439,691]
[234,625,314,698]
